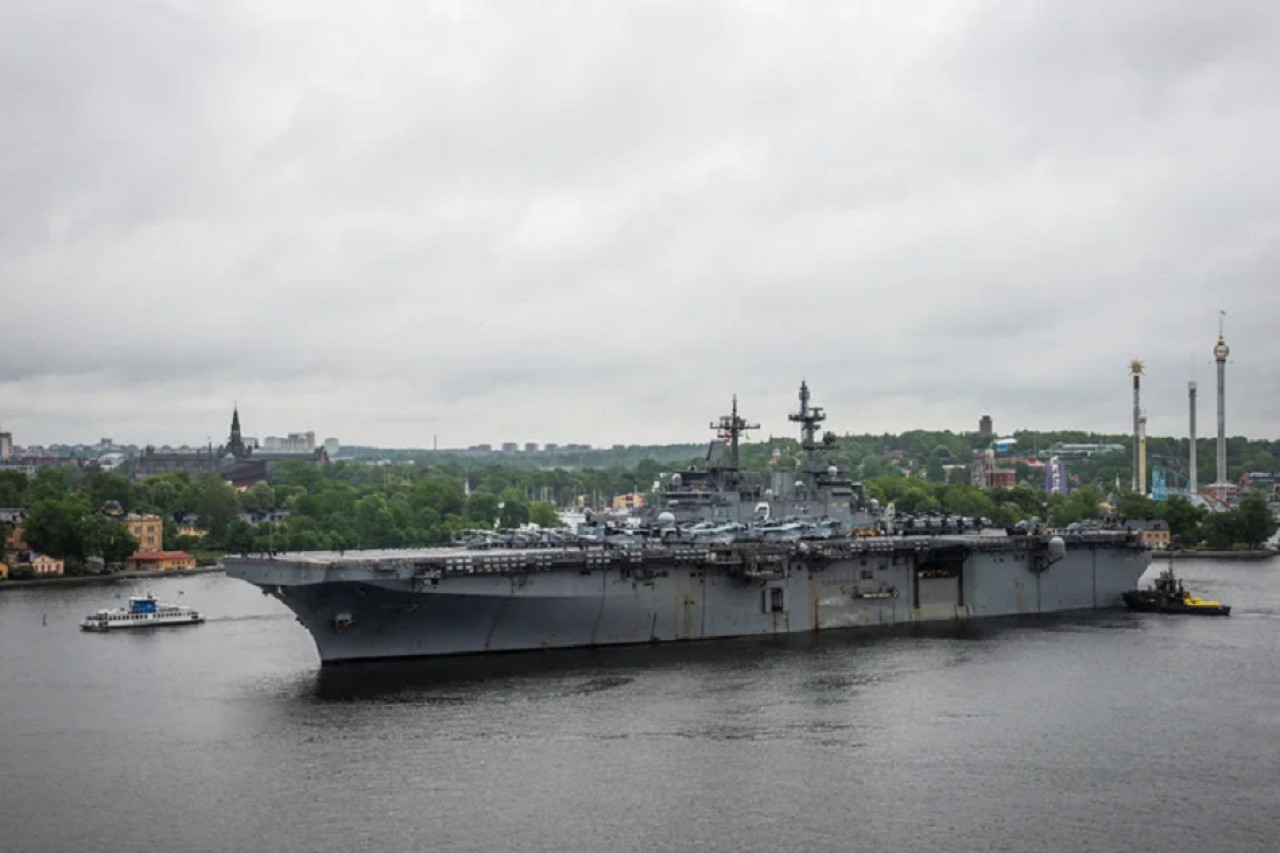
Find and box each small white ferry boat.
[80,594,205,632]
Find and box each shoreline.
[1153,549,1279,561]
[0,565,225,590]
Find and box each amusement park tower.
[1130,360,1144,492]
[1213,313,1230,486]
[1188,381,1198,494]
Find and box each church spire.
[228,405,246,458]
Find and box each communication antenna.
[711,395,758,471]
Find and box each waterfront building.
[29,553,64,576]
[1123,520,1171,549]
[126,551,196,571]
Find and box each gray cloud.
[2,0,1277,448]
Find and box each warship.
[226,383,1151,664]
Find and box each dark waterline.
[2,560,1277,853]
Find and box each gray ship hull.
[226,533,1150,664]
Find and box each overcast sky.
[2,0,1277,449]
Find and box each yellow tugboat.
[1122,564,1231,616]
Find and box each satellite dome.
[671,473,682,487]
[1048,536,1067,561]
[827,465,838,478]
[657,511,676,526]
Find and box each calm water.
[1,559,1278,853]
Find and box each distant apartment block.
[262,431,315,454]
[501,443,519,454]
[0,432,11,461]
[524,443,539,453]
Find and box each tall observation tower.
[1187,381,1197,494]
[1130,360,1144,492]
[1213,313,1230,487]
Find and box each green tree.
[0,471,27,506]
[498,488,530,528]
[133,474,193,516]
[28,468,73,504]
[225,519,257,554]
[940,485,995,519]
[353,494,402,547]
[241,482,276,513]
[80,515,138,563]
[529,502,563,528]
[466,493,500,527]
[192,474,240,541]
[23,497,91,559]
[1114,491,1156,521]
[85,471,133,511]
[1203,512,1240,550]
[1154,495,1206,545]
[1235,492,1278,548]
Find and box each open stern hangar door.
[913,546,968,608]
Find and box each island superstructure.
[226,384,1151,664]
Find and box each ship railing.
[392,530,1145,580]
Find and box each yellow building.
[29,553,64,576]
[5,523,26,552]
[1124,520,1172,548]
[0,562,8,580]
[126,551,197,571]
[124,514,164,551]
[611,492,647,511]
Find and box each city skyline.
[3,2,1278,447]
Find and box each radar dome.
[657,511,676,526]
[827,465,838,478]
[671,473,682,487]
[869,499,880,511]
[1047,536,1066,562]
[794,480,805,491]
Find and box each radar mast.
[788,381,826,452]
[711,395,759,472]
